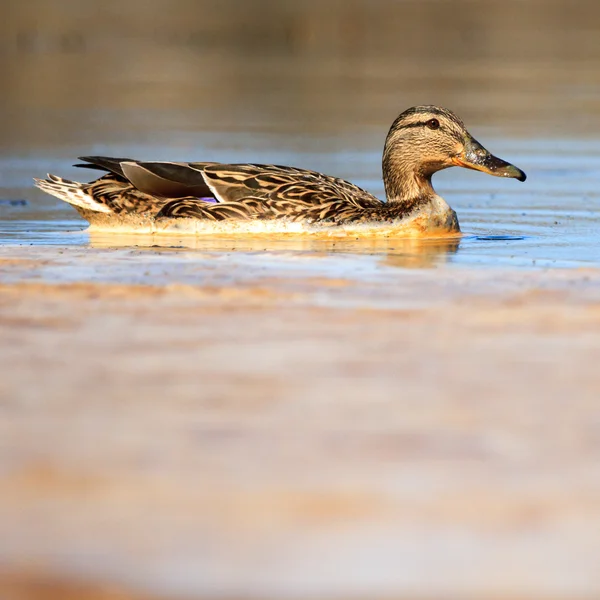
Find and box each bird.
[34,106,526,235]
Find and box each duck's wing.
[76,157,217,200]
[39,159,382,222]
[155,163,383,222]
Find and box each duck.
[34,106,526,235]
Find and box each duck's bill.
[452,139,527,182]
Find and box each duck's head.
[383,106,526,203]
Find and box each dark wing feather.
[75,156,135,179]
[76,158,217,199]
[121,161,216,199]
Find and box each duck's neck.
[382,156,436,206]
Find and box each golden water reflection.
[89,231,461,268]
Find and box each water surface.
[2,0,600,270]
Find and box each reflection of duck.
[89,230,461,269]
[89,230,459,256]
[35,106,525,236]
[380,236,461,269]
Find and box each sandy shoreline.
[1,245,600,599]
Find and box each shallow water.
[2,0,600,272]
[1,136,598,269]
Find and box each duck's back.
[35,157,384,225]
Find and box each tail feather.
[33,175,113,214]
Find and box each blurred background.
[2,0,600,152]
[3,0,600,148]
[3,2,600,599]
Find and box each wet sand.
[1,245,600,599]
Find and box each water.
[1,137,599,269]
[2,0,600,272]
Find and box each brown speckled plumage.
[34,106,526,229]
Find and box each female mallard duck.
[34,106,525,235]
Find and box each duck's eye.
[426,118,440,130]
